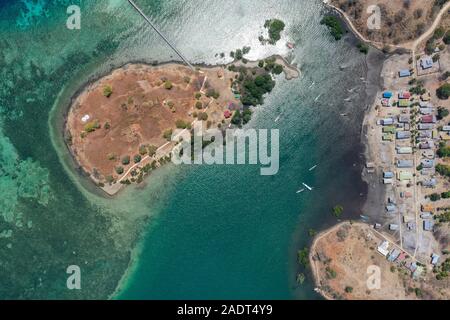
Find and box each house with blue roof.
[399,69,411,77]
[420,56,433,70]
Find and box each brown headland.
[65,58,299,196]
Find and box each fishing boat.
[302,183,313,191]
[314,94,322,102]
[296,189,305,194]
[309,165,317,171]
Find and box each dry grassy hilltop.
[329,0,448,47]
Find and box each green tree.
[272,64,283,75]
[437,83,450,99]
[438,106,450,119]
[134,154,142,163]
[121,155,130,165]
[115,166,124,175]
[264,19,286,44]
[332,205,344,218]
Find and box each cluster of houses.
[377,240,425,278]
[376,239,440,278]
[375,85,443,270]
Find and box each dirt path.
[324,0,450,54]
[411,2,450,68]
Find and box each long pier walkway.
[127,0,195,71]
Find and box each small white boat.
[340,113,348,117]
[302,182,313,191]
[275,115,281,123]
[314,94,322,102]
[296,189,305,194]
[344,97,351,102]
[309,81,315,89]
[309,165,317,171]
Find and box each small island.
[64,56,299,196]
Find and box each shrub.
[176,119,188,129]
[436,163,450,177]
[195,92,202,100]
[104,122,111,130]
[430,193,441,201]
[164,81,173,90]
[332,205,344,218]
[434,27,445,39]
[122,155,130,165]
[103,85,113,97]
[357,42,369,54]
[242,108,252,124]
[326,267,337,279]
[84,120,100,133]
[163,129,173,141]
[115,166,124,175]
[231,110,242,125]
[139,145,148,155]
[438,106,449,120]
[148,145,158,157]
[107,153,116,161]
[345,286,353,293]
[441,191,450,198]
[437,83,450,99]
[444,31,450,45]
[195,101,203,109]
[258,60,264,68]
[206,89,220,99]
[197,112,208,121]
[134,154,142,163]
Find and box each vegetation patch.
[320,15,344,40]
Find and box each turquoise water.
[0,0,376,299]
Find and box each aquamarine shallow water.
[0,0,373,299]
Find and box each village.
[364,38,450,283]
